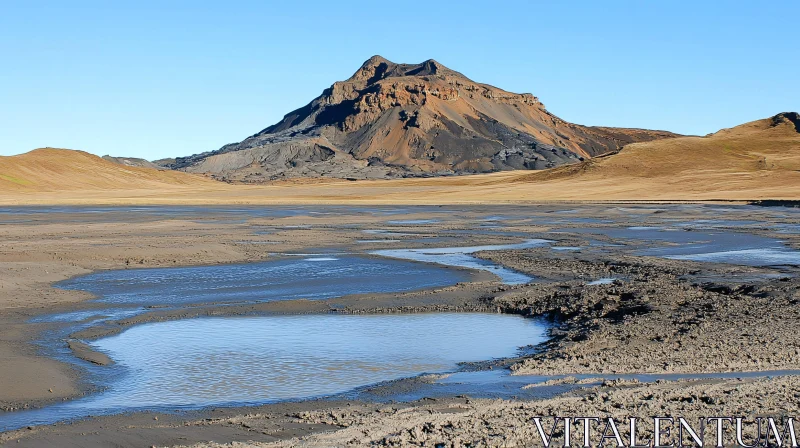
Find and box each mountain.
[167,56,680,182]
[0,148,219,193]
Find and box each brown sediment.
[0,316,81,412]
[66,340,113,366]
[1,204,799,446]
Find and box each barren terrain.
[0,204,799,446]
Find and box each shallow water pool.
[0,313,546,430]
[557,227,800,266]
[56,255,472,307]
[372,239,551,284]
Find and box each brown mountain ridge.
[165,56,680,181]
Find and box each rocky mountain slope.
[166,56,680,181]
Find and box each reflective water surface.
[556,227,800,266]
[372,239,551,284]
[56,255,472,307]
[89,313,546,408]
[0,313,546,430]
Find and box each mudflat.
[1,204,799,446]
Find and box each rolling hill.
[0,148,221,194]
[505,112,800,199]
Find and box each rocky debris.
[167,56,680,181]
[475,250,800,375]
[175,376,800,447]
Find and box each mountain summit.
[168,56,680,181]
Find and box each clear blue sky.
[1,1,797,160]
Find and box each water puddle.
[362,229,415,236]
[30,308,146,325]
[387,219,440,225]
[774,224,800,234]
[55,256,471,308]
[554,228,800,266]
[665,249,800,266]
[587,278,617,285]
[14,255,525,431]
[381,369,800,402]
[0,313,546,430]
[372,239,551,284]
[544,217,611,225]
[674,219,763,229]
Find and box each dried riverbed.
[1,204,800,446]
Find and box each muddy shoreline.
[1,204,799,446]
